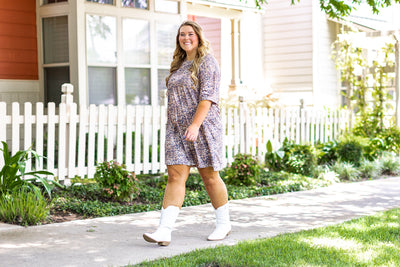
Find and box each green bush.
[358,159,382,179]
[266,139,317,176]
[331,161,361,181]
[315,140,338,165]
[336,135,369,165]
[224,154,261,186]
[94,160,139,202]
[0,188,50,226]
[378,153,400,175]
[377,126,400,155]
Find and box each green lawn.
[135,208,400,267]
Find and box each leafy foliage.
[94,160,139,202]
[250,0,400,19]
[332,161,361,181]
[0,187,50,226]
[0,141,58,197]
[265,139,317,176]
[224,154,261,186]
[316,140,338,165]
[336,135,369,166]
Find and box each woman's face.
[179,25,199,57]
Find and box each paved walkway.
[1,177,400,267]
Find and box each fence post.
[238,96,246,154]
[61,83,74,185]
[299,99,304,143]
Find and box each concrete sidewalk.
[1,177,400,267]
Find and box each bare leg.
[143,164,190,246]
[162,165,191,208]
[198,167,228,209]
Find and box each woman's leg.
[198,167,228,209]
[143,165,190,246]
[162,164,191,208]
[198,167,231,241]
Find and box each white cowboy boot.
[207,203,232,241]
[143,205,180,246]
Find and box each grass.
[135,208,400,266]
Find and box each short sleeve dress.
[165,53,224,171]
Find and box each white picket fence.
[0,100,348,183]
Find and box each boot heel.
[157,241,170,246]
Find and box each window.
[125,68,151,105]
[88,67,117,105]
[86,15,117,65]
[86,15,117,104]
[86,0,114,5]
[157,23,176,65]
[42,0,67,5]
[155,0,179,14]
[122,0,148,9]
[123,19,150,104]
[123,19,150,65]
[42,16,69,104]
[44,67,70,104]
[157,23,176,103]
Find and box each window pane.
[125,68,150,105]
[122,0,148,9]
[88,67,117,105]
[123,19,150,65]
[157,23,177,65]
[43,0,67,5]
[158,69,169,104]
[155,0,179,14]
[43,16,69,64]
[86,15,117,65]
[44,67,70,104]
[86,0,114,4]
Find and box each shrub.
[266,139,317,176]
[94,161,139,202]
[377,126,400,155]
[378,153,400,176]
[358,159,382,179]
[331,161,361,181]
[224,154,261,186]
[0,141,59,197]
[315,140,338,165]
[336,135,369,165]
[0,187,50,226]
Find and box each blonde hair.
[166,20,210,88]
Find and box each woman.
[143,21,231,246]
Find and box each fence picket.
[24,102,33,172]
[36,103,44,170]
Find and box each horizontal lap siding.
[191,16,221,65]
[0,1,38,80]
[263,0,313,91]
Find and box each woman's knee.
[167,165,190,185]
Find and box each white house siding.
[262,0,313,106]
[313,13,340,108]
[240,11,264,96]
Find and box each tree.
[250,0,400,19]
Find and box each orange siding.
[0,0,38,80]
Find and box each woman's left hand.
[184,124,200,142]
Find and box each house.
[0,0,265,109]
[262,0,400,108]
